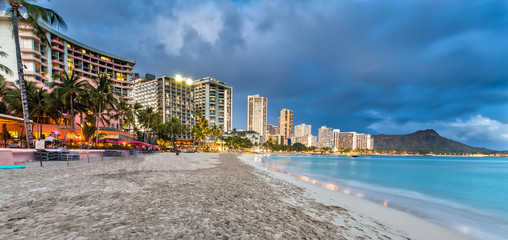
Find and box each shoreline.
[240,153,470,240]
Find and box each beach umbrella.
[44,137,56,142]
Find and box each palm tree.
[114,98,130,132]
[0,78,14,114]
[167,117,185,152]
[2,123,12,147]
[137,106,159,143]
[211,125,223,151]
[45,92,64,140]
[30,86,49,139]
[3,0,67,148]
[0,47,13,81]
[51,71,88,140]
[79,122,97,143]
[124,102,142,134]
[88,75,119,146]
[0,48,13,114]
[192,111,211,150]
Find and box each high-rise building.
[247,94,267,142]
[332,129,340,149]
[133,75,195,131]
[356,133,374,150]
[0,17,135,99]
[318,126,333,149]
[278,108,293,144]
[132,74,157,110]
[0,15,135,139]
[294,123,311,138]
[266,124,278,136]
[194,77,233,132]
[337,132,358,150]
[157,75,195,138]
[293,123,316,147]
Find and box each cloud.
[367,112,508,150]
[154,2,224,55]
[37,0,508,149]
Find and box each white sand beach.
[0,153,468,239]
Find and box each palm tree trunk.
[95,102,102,147]
[12,9,33,148]
[70,97,75,134]
[38,116,41,139]
[145,119,150,143]
[63,114,68,143]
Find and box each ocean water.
[255,154,508,240]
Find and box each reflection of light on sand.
[325,184,338,191]
[254,156,263,162]
[260,163,394,208]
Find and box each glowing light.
[175,74,183,81]
[383,201,388,207]
[185,78,193,85]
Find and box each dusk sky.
[38,0,508,150]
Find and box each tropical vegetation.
[2,0,67,148]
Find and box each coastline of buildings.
[0,13,375,150]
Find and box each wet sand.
[0,153,460,239]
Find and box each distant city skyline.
[35,0,508,150]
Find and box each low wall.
[0,149,36,166]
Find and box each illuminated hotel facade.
[133,75,195,139]
[0,15,135,139]
[278,108,293,145]
[194,77,233,132]
[247,94,267,142]
[157,75,195,130]
[132,74,157,110]
[0,17,135,99]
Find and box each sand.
[0,153,467,239]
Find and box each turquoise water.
[257,154,508,240]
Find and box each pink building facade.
[0,16,136,138]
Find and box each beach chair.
[35,150,49,161]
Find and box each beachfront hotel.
[0,15,136,139]
[332,129,340,149]
[334,131,374,150]
[194,77,233,132]
[337,132,358,150]
[357,133,374,150]
[157,75,195,139]
[247,94,267,143]
[318,126,333,149]
[133,74,195,131]
[293,123,318,147]
[0,16,135,98]
[278,108,293,145]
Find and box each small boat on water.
[346,154,359,157]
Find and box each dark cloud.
[40,0,508,149]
